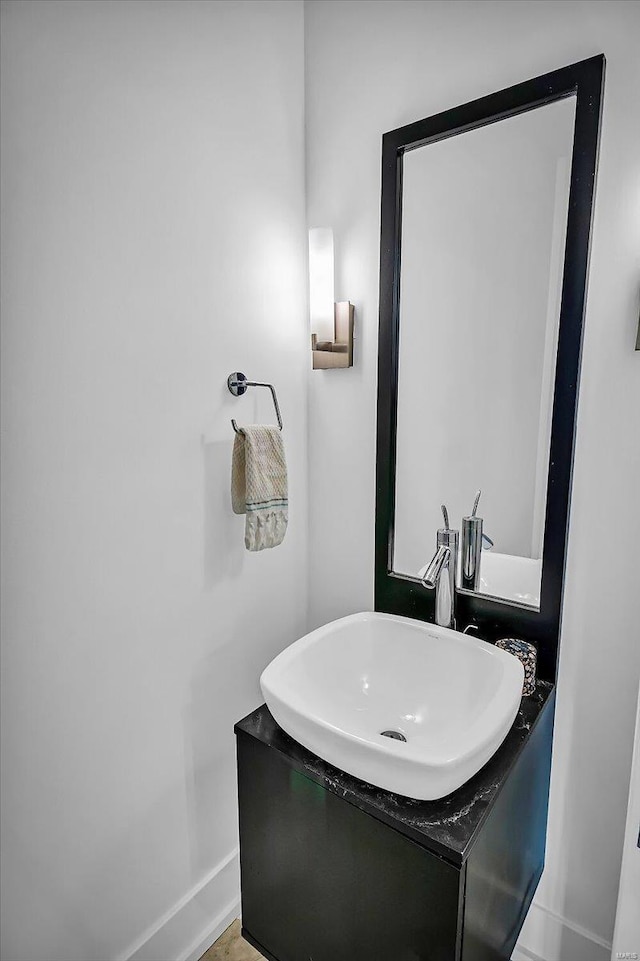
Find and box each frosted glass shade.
[309,228,335,343]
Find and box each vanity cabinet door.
[461,691,554,961]
[237,731,463,961]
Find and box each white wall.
[612,683,640,958]
[0,2,307,960]
[305,1,640,958]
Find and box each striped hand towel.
[231,426,288,551]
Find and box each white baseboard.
[118,848,240,961]
[513,899,612,961]
[179,899,240,961]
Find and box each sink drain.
[380,730,407,742]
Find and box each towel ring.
[227,372,283,433]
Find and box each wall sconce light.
[309,227,354,369]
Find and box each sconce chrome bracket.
[311,302,355,370]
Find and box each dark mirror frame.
[375,55,605,683]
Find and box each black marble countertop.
[235,680,554,867]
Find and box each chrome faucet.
[422,505,459,629]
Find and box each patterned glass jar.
[495,638,537,696]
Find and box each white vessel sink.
[260,612,524,801]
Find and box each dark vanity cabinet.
[235,683,553,961]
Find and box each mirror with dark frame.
[375,56,604,681]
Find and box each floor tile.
[200,919,265,961]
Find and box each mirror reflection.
[393,96,577,609]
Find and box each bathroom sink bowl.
[260,612,524,800]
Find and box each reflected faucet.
[422,505,459,629]
[461,490,494,591]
